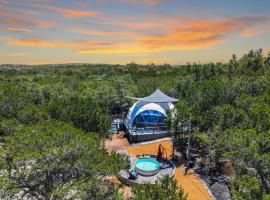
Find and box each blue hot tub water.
[135,158,160,171]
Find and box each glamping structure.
[125,89,178,143]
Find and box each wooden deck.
[105,134,213,200]
[126,138,174,158]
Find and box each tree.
[232,174,262,200]
[228,54,237,80]
[249,102,270,132]
[210,63,216,78]
[17,103,49,125]
[194,63,200,82]
[0,118,19,136]
[0,120,126,200]
[208,104,249,131]
[239,49,264,73]
[228,62,233,80]
[167,101,191,152]
[47,96,112,136]
[217,128,270,187]
[132,175,187,200]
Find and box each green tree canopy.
[132,175,187,200]
[0,120,126,200]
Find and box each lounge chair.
[129,169,138,180]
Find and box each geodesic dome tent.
[125,89,177,130]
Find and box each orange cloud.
[70,29,127,36]
[78,48,145,54]
[77,16,268,53]
[82,20,166,32]
[139,16,268,51]
[0,4,56,38]
[129,21,163,30]
[4,52,29,57]
[6,38,74,48]
[34,4,101,18]
[241,28,262,37]
[144,0,165,5]
[4,37,140,54]
[0,18,54,29]
[0,7,54,30]
[75,16,268,53]
[3,14,268,55]
[31,18,54,28]
[0,27,32,32]
[120,0,166,6]
[240,22,270,37]
[0,18,27,26]
[69,29,141,40]
[5,38,115,50]
[0,5,41,17]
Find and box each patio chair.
[129,169,138,180]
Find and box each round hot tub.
[135,158,160,176]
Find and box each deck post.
[186,116,192,167]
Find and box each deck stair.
[111,123,119,134]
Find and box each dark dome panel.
[133,109,166,128]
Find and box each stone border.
[117,170,136,186]
[167,159,176,179]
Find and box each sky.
[1,0,270,65]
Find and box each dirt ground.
[104,132,130,153]
[105,134,213,200]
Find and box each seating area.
[119,158,175,185]
[105,135,214,200]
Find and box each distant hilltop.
[0,63,93,69]
[0,62,174,70]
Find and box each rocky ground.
[194,167,232,200]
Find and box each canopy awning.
[126,89,178,103]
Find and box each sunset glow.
[1,0,270,64]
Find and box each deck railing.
[131,126,167,135]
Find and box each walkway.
[175,165,213,200]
